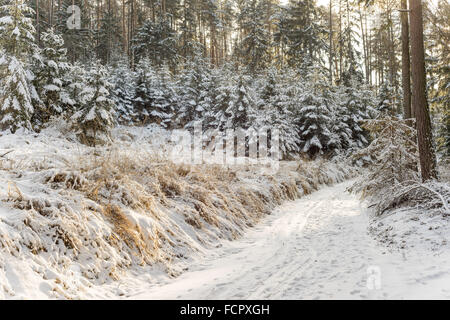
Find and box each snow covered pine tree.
[0,0,36,133]
[32,28,70,127]
[71,61,116,146]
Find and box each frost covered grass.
[0,123,353,299]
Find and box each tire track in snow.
[122,181,450,300]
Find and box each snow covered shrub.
[134,59,176,128]
[351,117,420,214]
[32,28,71,127]
[71,61,116,146]
[373,180,450,217]
[0,0,36,133]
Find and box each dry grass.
[0,140,353,296]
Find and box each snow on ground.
[116,181,450,300]
[0,122,353,299]
[1,121,448,300]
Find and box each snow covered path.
[127,181,450,300]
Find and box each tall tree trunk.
[329,0,333,84]
[122,0,127,54]
[50,0,54,27]
[409,0,437,181]
[359,3,368,83]
[401,0,412,119]
[36,0,40,46]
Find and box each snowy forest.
[0,0,449,301]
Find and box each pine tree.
[132,16,178,68]
[235,0,271,72]
[134,59,176,128]
[179,0,200,59]
[55,0,95,62]
[376,81,396,115]
[0,0,36,133]
[110,60,136,124]
[71,61,116,146]
[177,54,211,129]
[339,66,375,150]
[409,0,437,181]
[258,67,300,159]
[32,28,70,126]
[226,72,255,130]
[296,68,334,156]
[96,0,122,64]
[278,0,325,67]
[352,116,419,213]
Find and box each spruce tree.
[71,61,116,146]
[226,73,255,130]
[132,17,178,68]
[296,68,334,156]
[134,59,176,128]
[32,28,70,126]
[177,55,211,129]
[376,81,396,115]
[339,66,375,150]
[259,68,300,159]
[279,0,325,67]
[207,63,234,131]
[65,62,87,115]
[110,60,136,124]
[352,116,419,212]
[235,0,271,72]
[0,0,36,133]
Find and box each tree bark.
[409,0,437,181]
[329,0,333,84]
[36,0,40,46]
[401,0,412,119]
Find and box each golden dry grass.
[0,141,353,289]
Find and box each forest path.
[127,181,450,300]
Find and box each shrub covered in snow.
[351,117,419,214]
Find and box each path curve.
[127,181,450,300]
